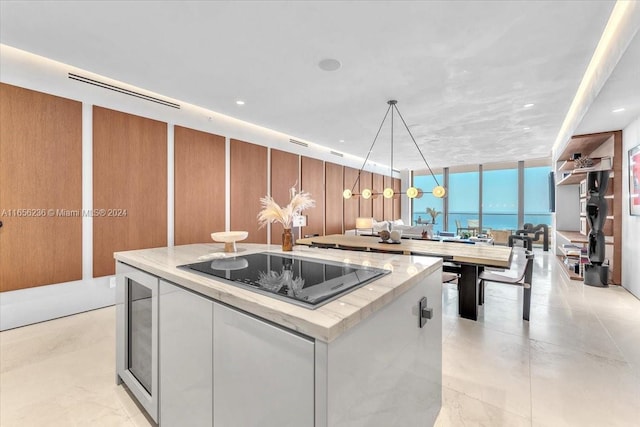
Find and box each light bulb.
[362,188,372,199]
[432,186,446,198]
[343,189,352,199]
[383,188,394,198]
[406,187,423,198]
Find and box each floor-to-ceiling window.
[410,159,552,237]
[482,163,518,231]
[412,172,444,233]
[524,163,553,226]
[448,166,479,234]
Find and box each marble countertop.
[114,243,441,342]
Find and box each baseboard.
[0,277,116,331]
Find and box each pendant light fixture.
[343,100,446,200]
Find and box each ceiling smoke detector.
[318,58,341,72]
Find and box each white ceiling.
[0,0,628,170]
[574,28,640,136]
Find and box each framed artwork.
[630,144,640,216]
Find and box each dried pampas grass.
[257,185,315,229]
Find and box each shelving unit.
[554,131,622,285]
[555,230,613,282]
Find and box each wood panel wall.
[0,83,83,291]
[230,139,268,243]
[393,177,402,220]
[372,173,384,221]
[383,175,394,220]
[359,171,373,219]
[301,156,325,237]
[93,107,167,277]
[174,126,225,245]
[343,167,360,230]
[325,162,344,235]
[270,149,299,244]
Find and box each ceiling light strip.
[551,0,640,156]
[68,73,181,109]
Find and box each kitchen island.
[115,243,442,426]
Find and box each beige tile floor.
[1,249,639,426]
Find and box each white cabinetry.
[324,268,442,426]
[158,281,314,427]
[159,281,214,427]
[213,303,315,427]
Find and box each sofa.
[372,219,433,238]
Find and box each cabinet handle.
[418,297,432,328]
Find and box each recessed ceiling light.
[523,103,535,108]
[523,127,531,130]
[236,100,245,105]
[612,107,625,113]
[339,139,344,143]
[318,58,341,72]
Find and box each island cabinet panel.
[393,177,402,220]
[301,156,324,237]
[383,175,394,220]
[325,162,344,235]
[0,83,82,291]
[270,149,299,244]
[174,126,225,245]
[325,271,442,426]
[359,171,373,218]
[213,303,314,427]
[372,173,384,221]
[93,107,167,277]
[230,139,267,243]
[343,167,360,230]
[159,281,213,427]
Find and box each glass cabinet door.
[116,262,159,423]
[128,279,153,393]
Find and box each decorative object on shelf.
[379,230,391,242]
[574,156,594,169]
[584,171,610,287]
[426,207,441,224]
[571,152,582,160]
[257,185,316,251]
[629,144,640,216]
[342,100,445,200]
[211,231,249,253]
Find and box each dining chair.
[478,250,534,320]
[410,253,460,284]
[467,219,479,236]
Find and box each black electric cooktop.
[179,252,389,309]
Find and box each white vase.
[390,230,403,242]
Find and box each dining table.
[296,234,513,321]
